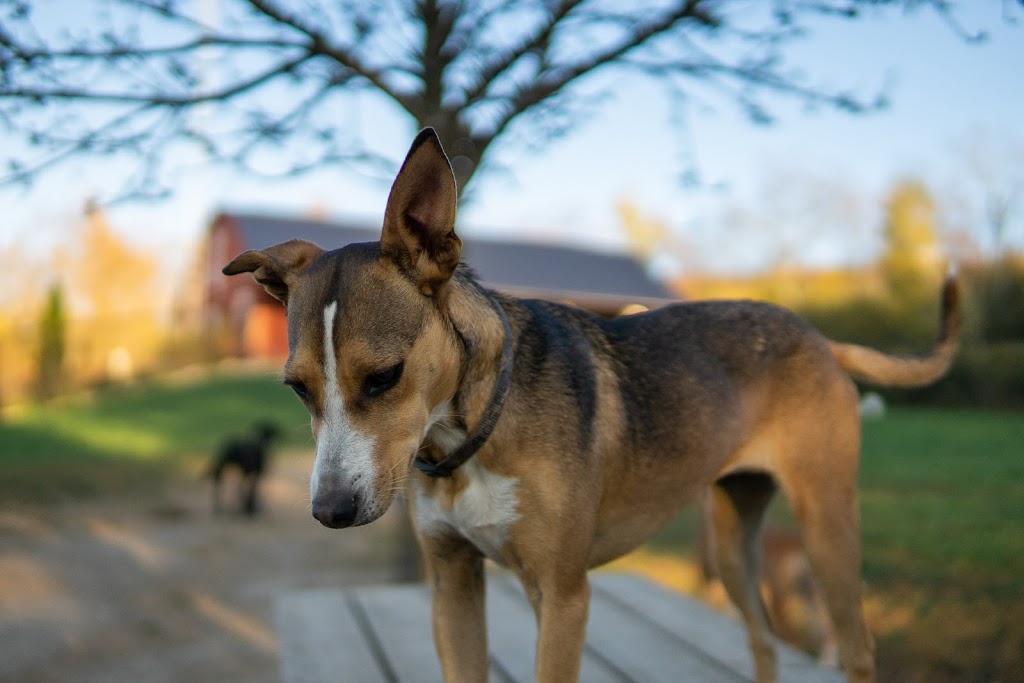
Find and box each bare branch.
[0,101,157,186]
[0,53,311,105]
[472,0,721,149]
[460,0,586,107]
[5,35,304,62]
[118,0,219,33]
[0,0,1011,201]
[241,0,414,112]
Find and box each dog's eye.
[363,361,404,397]
[286,380,312,404]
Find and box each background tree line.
[0,202,167,407]
[4,163,1021,410]
[638,170,1024,407]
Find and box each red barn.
[203,211,677,360]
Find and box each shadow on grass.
[0,420,180,502]
[0,371,312,503]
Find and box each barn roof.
[217,211,677,310]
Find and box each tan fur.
[223,129,961,683]
[828,278,960,387]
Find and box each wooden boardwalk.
[274,572,842,682]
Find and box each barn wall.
[243,303,288,360]
[203,215,287,360]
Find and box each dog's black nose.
[312,490,359,529]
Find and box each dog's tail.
[827,272,960,388]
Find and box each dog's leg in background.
[708,473,779,683]
[242,472,259,516]
[210,460,225,515]
[808,576,840,668]
[421,534,488,683]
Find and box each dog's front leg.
[527,572,591,682]
[421,534,488,683]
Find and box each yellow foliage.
[0,203,171,403]
[57,203,164,384]
[617,198,669,259]
[881,181,943,300]
[676,265,888,309]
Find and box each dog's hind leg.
[708,472,779,683]
[785,469,875,682]
[773,379,875,682]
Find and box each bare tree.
[0,0,1007,201]
[955,130,1024,253]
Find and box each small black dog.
[209,422,280,516]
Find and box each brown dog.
[223,129,959,682]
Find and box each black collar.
[413,289,514,478]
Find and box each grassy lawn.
[0,368,311,502]
[638,406,1024,681]
[858,408,1024,681]
[859,409,1024,591]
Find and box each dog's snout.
[312,489,360,529]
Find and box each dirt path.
[0,453,414,682]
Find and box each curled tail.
[828,274,960,388]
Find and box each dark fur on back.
[479,266,824,469]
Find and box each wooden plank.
[351,584,444,683]
[354,581,531,683]
[584,578,743,683]
[592,572,844,683]
[487,575,624,683]
[274,588,388,683]
[275,572,842,683]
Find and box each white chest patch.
[416,459,521,562]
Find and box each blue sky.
[3,2,1022,282]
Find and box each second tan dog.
[223,129,959,682]
[697,508,840,666]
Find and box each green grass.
[856,409,1024,681]
[859,408,1024,595]
[0,370,312,502]
[643,406,1024,680]
[645,407,1024,583]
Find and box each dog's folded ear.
[380,128,462,296]
[222,239,324,305]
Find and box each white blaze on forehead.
[311,301,376,507]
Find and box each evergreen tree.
[36,282,66,399]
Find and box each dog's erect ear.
[380,128,461,295]
[222,239,324,305]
